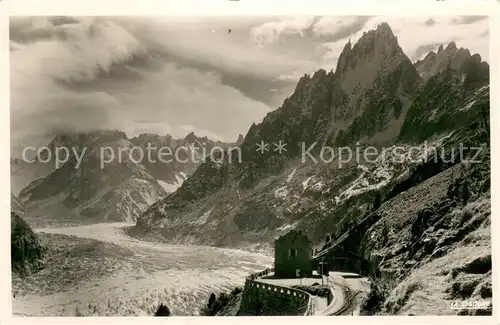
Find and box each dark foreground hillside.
[326,125,491,315]
[11,195,45,277]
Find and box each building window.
[289,248,297,258]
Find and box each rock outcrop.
[11,195,45,276]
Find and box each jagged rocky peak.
[184,131,198,143]
[293,73,313,91]
[131,132,175,147]
[134,132,161,140]
[48,129,127,149]
[458,53,490,88]
[34,129,128,162]
[334,22,409,96]
[336,22,401,72]
[463,53,489,71]
[236,134,244,146]
[182,132,213,147]
[358,21,397,44]
[292,69,331,94]
[415,41,473,80]
[470,52,483,63]
[376,21,393,35]
[446,41,457,51]
[335,40,352,74]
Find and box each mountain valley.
[10,21,491,316]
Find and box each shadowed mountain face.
[414,41,475,81]
[130,23,489,251]
[399,53,489,143]
[11,195,45,277]
[14,130,237,225]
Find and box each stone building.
[274,230,312,278]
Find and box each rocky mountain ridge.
[129,23,489,256]
[14,130,236,225]
[323,123,491,315]
[415,41,474,80]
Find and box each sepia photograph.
[7,12,492,318]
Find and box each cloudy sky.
[9,15,489,156]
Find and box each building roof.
[275,230,311,243]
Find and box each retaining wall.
[237,268,312,316]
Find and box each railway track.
[248,269,360,316]
[330,283,359,316]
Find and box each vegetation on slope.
[325,124,491,315]
[199,287,243,316]
[154,304,171,316]
[11,210,45,277]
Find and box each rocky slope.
[130,23,490,258]
[325,124,491,315]
[129,132,241,192]
[15,130,233,224]
[11,195,45,277]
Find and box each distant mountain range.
[127,22,489,248]
[12,130,242,224]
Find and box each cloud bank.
[9,15,489,156]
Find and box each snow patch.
[191,207,214,226]
[475,85,489,95]
[158,172,187,194]
[311,181,324,191]
[302,176,313,190]
[157,180,180,193]
[334,136,453,206]
[459,100,476,112]
[274,186,289,199]
[429,108,439,121]
[287,168,297,183]
[177,172,188,183]
[276,222,299,235]
[111,179,164,222]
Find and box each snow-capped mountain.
[14,130,236,224]
[11,195,45,276]
[129,131,239,194]
[130,23,489,251]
